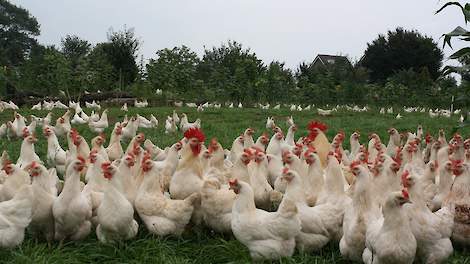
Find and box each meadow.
[0,106,469,264]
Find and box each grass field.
[0,107,469,264]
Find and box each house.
[312,54,351,69]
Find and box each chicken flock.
[0,104,469,264]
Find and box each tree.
[103,26,140,88]
[79,43,116,93]
[197,41,266,103]
[146,45,199,97]
[60,35,91,69]
[17,45,71,95]
[264,61,296,103]
[360,27,443,82]
[0,0,40,67]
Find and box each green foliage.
[0,1,464,107]
[360,27,443,81]
[103,26,140,88]
[197,41,266,103]
[146,45,199,98]
[79,43,117,93]
[263,61,296,103]
[17,45,71,95]
[0,0,40,67]
[436,1,470,129]
[60,35,91,69]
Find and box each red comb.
[184,128,205,142]
[30,161,39,168]
[349,160,361,171]
[229,178,238,186]
[425,133,432,144]
[451,159,463,167]
[99,133,106,140]
[307,121,328,132]
[243,148,253,156]
[142,150,152,163]
[401,170,410,185]
[101,162,111,170]
[402,189,409,199]
[22,127,30,138]
[77,156,86,164]
[2,160,11,170]
[282,167,289,174]
[262,132,268,138]
[282,150,290,157]
[304,146,317,158]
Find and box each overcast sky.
[11,0,468,69]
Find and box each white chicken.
[340,161,379,261]
[180,114,201,132]
[121,116,139,141]
[106,123,124,161]
[165,116,177,134]
[96,162,138,243]
[0,184,33,248]
[71,112,87,125]
[229,179,301,260]
[362,190,417,264]
[88,109,109,133]
[43,126,66,175]
[53,111,71,137]
[402,172,454,264]
[16,134,41,169]
[200,179,235,233]
[27,162,58,241]
[52,157,92,241]
[0,161,31,202]
[170,128,206,224]
[135,156,199,236]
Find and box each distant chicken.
[88,109,109,133]
[180,113,201,132]
[122,116,139,141]
[53,111,71,137]
[165,116,177,134]
[106,123,124,161]
[44,126,66,175]
[16,133,41,169]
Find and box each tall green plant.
[436,1,470,128]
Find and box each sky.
[11,0,468,69]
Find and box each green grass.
[0,107,469,264]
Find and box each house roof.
[313,54,350,66]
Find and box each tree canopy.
[360,27,444,82]
[0,0,40,66]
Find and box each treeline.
[0,0,468,107]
